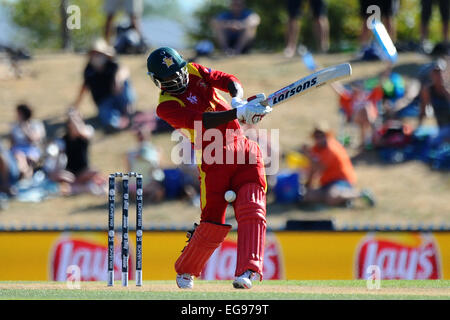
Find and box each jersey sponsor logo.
[162,56,174,68]
[50,236,133,281]
[355,233,441,280]
[200,235,283,280]
[271,77,318,105]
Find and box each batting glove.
[236,93,272,125]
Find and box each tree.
[189,0,446,52]
[4,0,104,50]
[60,0,71,50]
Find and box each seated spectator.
[62,109,106,195]
[42,139,76,195]
[373,117,414,149]
[104,0,144,45]
[211,0,260,56]
[332,81,383,150]
[0,142,20,197]
[126,126,165,203]
[418,59,450,147]
[301,122,375,207]
[114,21,148,55]
[179,162,201,207]
[10,104,46,179]
[71,38,136,131]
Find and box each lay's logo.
[200,235,283,280]
[50,235,133,282]
[355,233,441,280]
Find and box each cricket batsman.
[146,47,272,289]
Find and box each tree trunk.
[60,0,71,50]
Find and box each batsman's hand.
[231,97,246,109]
[231,97,247,125]
[235,93,272,125]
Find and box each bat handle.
[247,95,258,102]
[260,99,270,107]
[247,94,270,107]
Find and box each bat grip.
[247,95,257,102]
[247,94,270,107]
[260,99,270,107]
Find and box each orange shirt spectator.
[311,133,357,187]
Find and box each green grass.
[0,280,448,300]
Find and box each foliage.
[189,0,448,52]
[3,0,447,51]
[4,0,104,50]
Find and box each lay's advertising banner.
[0,231,449,281]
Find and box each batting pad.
[175,222,231,277]
[234,183,267,279]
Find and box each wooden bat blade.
[262,63,352,107]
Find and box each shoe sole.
[233,281,251,289]
[176,278,193,289]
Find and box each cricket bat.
[258,63,352,107]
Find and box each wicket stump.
[107,172,143,287]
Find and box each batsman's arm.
[202,76,243,129]
[157,99,239,131]
[193,63,243,97]
[228,81,244,99]
[204,94,270,129]
[203,109,238,129]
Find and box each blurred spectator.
[211,0,261,56]
[284,0,330,57]
[114,21,148,55]
[375,66,406,119]
[126,127,165,203]
[0,142,20,197]
[71,38,136,132]
[418,59,450,147]
[179,162,201,207]
[42,138,75,195]
[359,0,399,48]
[373,118,414,149]
[420,0,449,52]
[104,0,144,45]
[10,104,46,179]
[379,66,405,103]
[62,109,106,196]
[332,81,383,150]
[301,122,375,207]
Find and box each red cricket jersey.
[156,62,243,162]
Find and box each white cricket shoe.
[233,270,255,289]
[176,273,194,289]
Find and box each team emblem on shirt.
[187,93,198,104]
[162,56,174,68]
